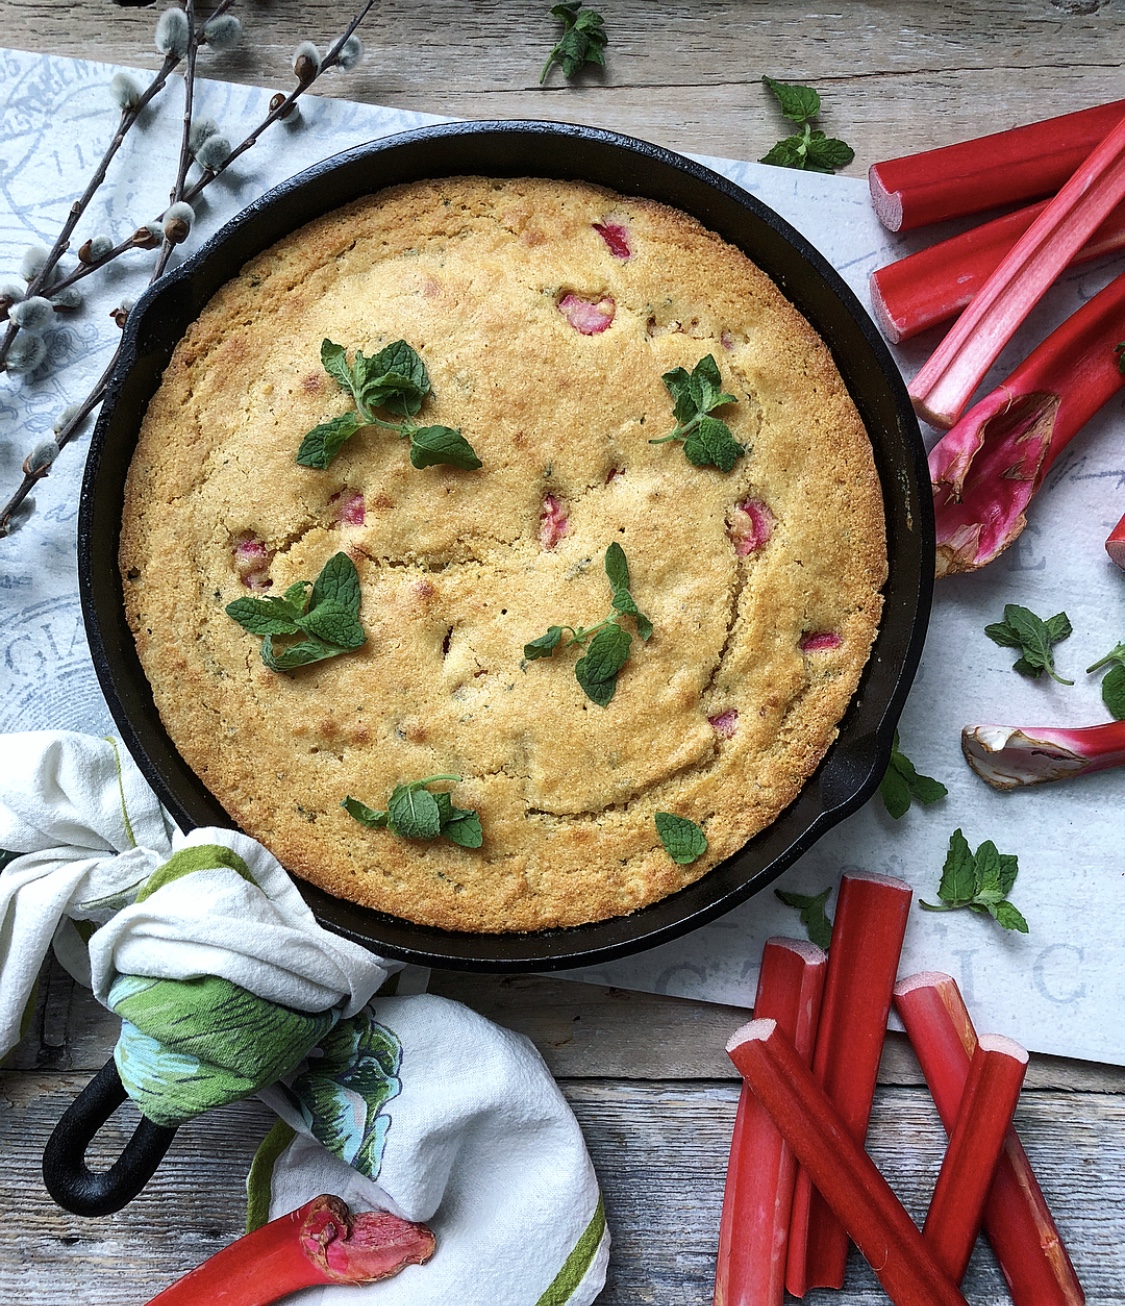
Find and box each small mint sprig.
[226,551,365,672]
[523,543,652,706]
[540,1,608,84]
[774,885,834,949]
[1087,642,1125,720]
[655,812,707,865]
[343,775,483,848]
[760,76,855,174]
[984,604,1073,684]
[296,338,482,472]
[880,731,948,819]
[920,829,1028,933]
[649,355,744,472]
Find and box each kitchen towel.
[0,729,607,1305]
[1,48,1123,1062]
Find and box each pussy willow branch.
[151,0,201,282]
[0,1,375,537]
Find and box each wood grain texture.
[0,0,1119,166]
[2,1071,1122,1303]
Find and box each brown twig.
[151,0,201,283]
[0,0,375,538]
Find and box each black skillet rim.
[78,119,933,972]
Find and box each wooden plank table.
[2,1,1124,1300]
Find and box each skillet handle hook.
[43,1058,178,1216]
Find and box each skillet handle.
[43,1058,178,1216]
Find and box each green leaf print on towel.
[291,1011,404,1179]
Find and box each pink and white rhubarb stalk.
[146,1194,435,1304]
[929,270,1125,577]
[909,111,1125,429]
[963,721,1125,789]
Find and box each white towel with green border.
[0,731,608,1304]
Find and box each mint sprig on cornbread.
[226,551,366,671]
[296,339,483,472]
[524,542,652,707]
[655,813,708,865]
[343,776,483,849]
[650,354,745,472]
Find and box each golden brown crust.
[121,177,886,933]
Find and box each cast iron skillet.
[55,122,932,1214]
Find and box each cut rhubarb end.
[785,871,911,1297]
[539,493,569,548]
[894,974,1084,1306]
[728,1020,969,1306]
[708,709,739,739]
[715,940,826,1306]
[868,98,1125,233]
[1107,513,1125,571]
[592,221,631,259]
[923,1035,1029,1284]
[146,1195,435,1305]
[929,269,1125,573]
[909,113,1125,429]
[963,722,1125,789]
[558,292,615,335]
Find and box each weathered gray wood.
[2,1072,1122,1303]
[0,0,1117,166]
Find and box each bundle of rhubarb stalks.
[714,872,1082,1306]
[865,99,1125,580]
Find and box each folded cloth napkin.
[0,731,608,1304]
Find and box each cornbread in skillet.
[120,176,886,933]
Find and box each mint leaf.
[655,812,708,865]
[683,415,743,473]
[579,622,631,684]
[232,552,366,673]
[604,541,630,592]
[762,75,820,124]
[347,777,482,847]
[760,79,853,175]
[920,829,1028,932]
[1086,642,1125,720]
[879,731,947,819]
[261,634,346,671]
[311,552,361,617]
[654,357,743,472]
[296,411,361,470]
[320,339,355,396]
[523,544,651,703]
[387,783,442,840]
[985,604,1073,684]
[804,131,856,174]
[225,595,303,636]
[774,886,833,950]
[342,796,388,828]
[574,657,618,706]
[354,340,429,418]
[541,1,607,83]
[408,424,483,471]
[297,600,365,649]
[524,626,564,660]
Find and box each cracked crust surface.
[120,176,886,933]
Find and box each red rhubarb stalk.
[870,198,1125,343]
[785,871,912,1296]
[924,1033,1028,1284]
[869,98,1125,232]
[909,112,1125,429]
[928,270,1125,576]
[146,1194,436,1305]
[714,938,827,1306]
[1108,511,1125,571]
[962,721,1125,789]
[894,973,1084,1306]
[727,1019,969,1306]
